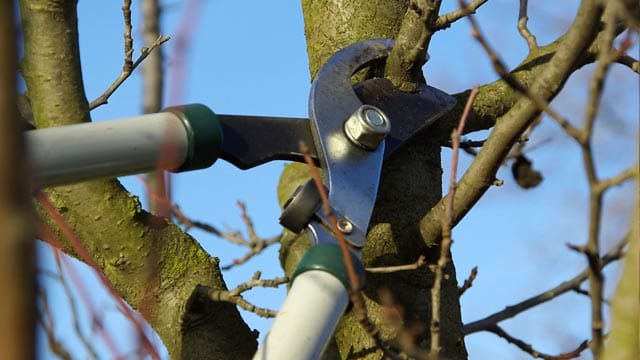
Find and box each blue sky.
[34,1,638,359]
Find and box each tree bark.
[19,1,256,358]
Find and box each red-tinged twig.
[50,254,100,358]
[39,226,122,358]
[458,266,479,296]
[430,85,479,357]
[299,141,361,290]
[299,141,401,359]
[35,191,161,360]
[166,0,203,105]
[487,324,589,360]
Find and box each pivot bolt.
[337,219,353,234]
[344,105,391,150]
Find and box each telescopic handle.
[26,104,222,187]
[253,243,365,360]
[253,270,349,360]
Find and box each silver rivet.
[337,219,353,234]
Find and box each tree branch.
[433,0,488,31]
[517,0,538,50]
[487,324,589,360]
[463,233,628,335]
[199,272,288,319]
[366,255,426,273]
[385,0,443,91]
[431,86,479,357]
[419,0,606,247]
[89,34,170,110]
[458,266,478,296]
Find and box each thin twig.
[52,254,99,359]
[517,0,538,50]
[458,266,478,296]
[89,26,170,110]
[366,255,426,273]
[487,324,589,360]
[580,11,623,356]
[615,53,639,73]
[593,165,638,195]
[459,0,583,141]
[38,290,73,360]
[139,176,281,269]
[430,85,479,357]
[221,236,281,270]
[463,233,629,335]
[35,192,161,359]
[433,0,489,31]
[201,272,288,318]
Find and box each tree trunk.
[277,1,467,358]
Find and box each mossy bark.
[19,1,256,358]
[280,1,467,358]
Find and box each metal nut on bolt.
[344,105,391,150]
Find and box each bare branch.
[487,324,589,360]
[420,0,605,247]
[221,236,281,270]
[172,204,249,246]
[580,10,621,354]
[52,254,99,358]
[616,53,639,73]
[89,19,171,110]
[430,85,479,357]
[464,233,629,335]
[461,0,582,140]
[517,0,538,50]
[199,273,288,318]
[38,290,73,360]
[122,0,133,71]
[433,0,488,31]
[366,255,426,273]
[458,266,478,296]
[594,165,638,195]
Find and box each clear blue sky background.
[33,1,638,359]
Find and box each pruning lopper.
[26,39,455,360]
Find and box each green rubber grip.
[291,243,365,291]
[165,104,223,172]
